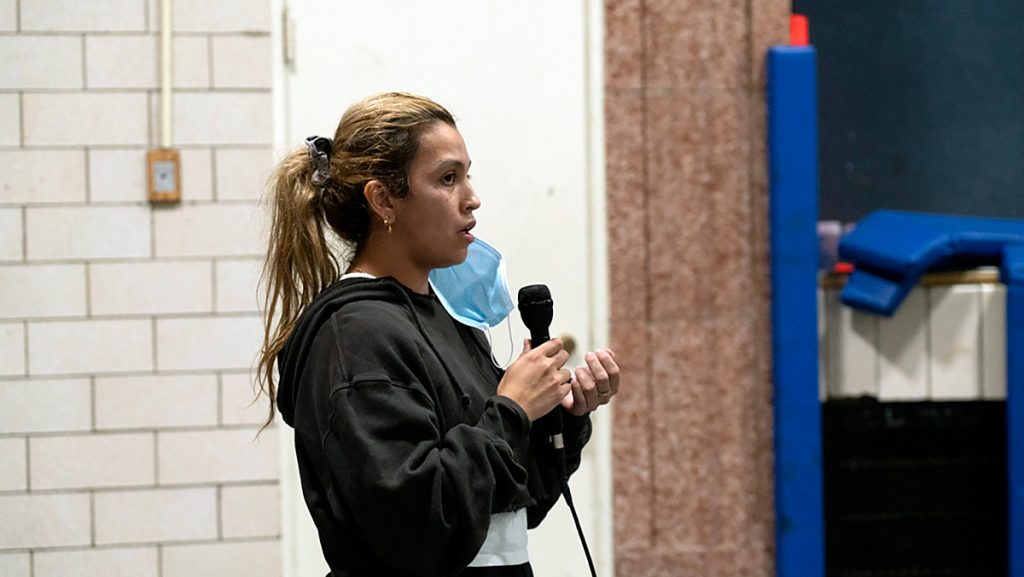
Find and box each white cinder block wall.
[0,1,281,576]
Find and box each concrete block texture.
[221,372,269,426]
[0,94,19,146]
[86,35,157,89]
[0,264,87,319]
[90,260,213,315]
[0,209,22,261]
[173,92,272,146]
[158,428,277,484]
[34,547,159,577]
[30,432,155,490]
[221,484,280,538]
[154,203,263,258]
[0,0,15,31]
[0,150,87,204]
[28,318,153,375]
[214,148,273,200]
[88,149,147,203]
[174,0,272,33]
[0,553,29,577]
[0,438,27,491]
[211,36,273,88]
[173,36,211,89]
[0,322,25,376]
[20,0,146,32]
[0,493,91,549]
[26,205,151,260]
[180,148,215,200]
[95,374,219,430]
[156,315,262,371]
[162,540,280,577]
[23,93,148,146]
[0,378,92,434]
[94,487,217,545]
[215,258,262,312]
[0,36,82,89]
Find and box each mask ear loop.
[482,317,515,368]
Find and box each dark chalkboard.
[791,1,1024,222]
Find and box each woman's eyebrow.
[432,158,471,172]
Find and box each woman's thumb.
[522,338,532,354]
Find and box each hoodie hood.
[276,277,408,427]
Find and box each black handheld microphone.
[517,285,565,461]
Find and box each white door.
[273,2,610,575]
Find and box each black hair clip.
[305,135,332,186]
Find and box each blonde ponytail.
[257,148,340,432]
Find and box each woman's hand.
[497,339,572,421]
[561,348,620,416]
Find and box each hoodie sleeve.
[315,306,535,577]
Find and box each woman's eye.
[441,173,456,185]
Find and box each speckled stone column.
[605,1,790,575]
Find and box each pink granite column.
[606,1,790,575]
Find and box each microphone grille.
[518,284,551,305]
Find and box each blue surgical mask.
[429,238,514,330]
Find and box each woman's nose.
[465,184,481,211]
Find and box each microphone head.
[518,284,553,332]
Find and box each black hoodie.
[276,276,591,577]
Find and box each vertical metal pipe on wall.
[160,0,173,148]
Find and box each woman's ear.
[363,180,395,223]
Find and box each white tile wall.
[216,258,262,312]
[86,36,157,89]
[0,553,30,577]
[158,428,277,484]
[0,150,87,204]
[95,374,219,430]
[0,36,82,89]
[26,206,151,261]
[162,540,280,577]
[154,203,263,258]
[0,208,23,261]
[215,148,273,200]
[929,285,982,400]
[0,378,92,434]
[0,493,91,549]
[221,372,270,426]
[981,284,1008,400]
[156,315,262,371]
[174,0,272,33]
[0,322,25,376]
[4,3,280,568]
[34,547,159,577]
[90,261,213,315]
[0,0,15,31]
[28,319,153,375]
[20,0,146,32]
[174,93,273,146]
[88,149,146,203]
[30,432,155,490]
[23,93,148,146]
[0,94,19,146]
[221,484,280,538]
[211,36,273,88]
[94,488,218,545]
[180,149,215,200]
[174,36,211,89]
[0,438,27,491]
[0,264,87,319]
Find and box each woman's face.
[392,121,480,271]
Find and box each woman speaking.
[258,92,619,577]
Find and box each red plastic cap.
[790,14,809,46]
[834,262,855,274]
